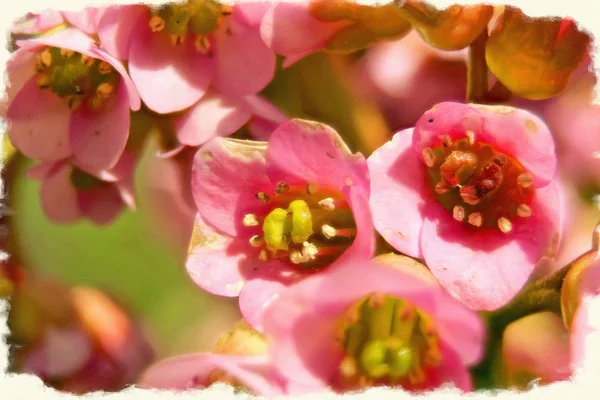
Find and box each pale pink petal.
[26,162,55,180]
[78,185,125,226]
[11,10,64,35]
[368,128,428,258]
[191,138,270,237]
[69,82,130,173]
[7,77,71,161]
[128,12,213,114]
[212,12,276,96]
[234,2,270,27]
[413,102,557,187]
[91,47,141,110]
[97,5,145,60]
[62,8,104,35]
[174,91,252,146]
[16,27,96,58]
[39,162,81,223]
[425,344,472,391]
[421,181,562,310]
[2,50,37,112]
[244,95,288,123]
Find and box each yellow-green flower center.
[34,47,120,111]
[335,293,442,390]
[422,134,535,233]
[242,182,356,270]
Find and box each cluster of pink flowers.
[3,0,599,396]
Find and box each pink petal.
[421,180,562,310]
[413,102,557,187]
[26,161,55,180]
[16,27,97,58]
[244,95,288,123]
[78,184,125,226]
[212,12,276,96]
[62,7,104,34]
[571,297,596,371]
[97,5,145,60]
[7,76,71,161]
[191,138,270,237]
[260,2,345,63]
[1,49,37,117]
[174,91,252,146]
[11,10,64,35]
[91,47,141,111]
[425,344,472,391]
[367,128,428,258]
[39,162,81,223]
[233,2,270,27]
[69,82,130,173]
[128,12,213,114]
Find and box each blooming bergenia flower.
[262,257,485,393]
[5,28,141,175]
[187,119,374,329]
[97,1,275,114]
[368,102,562,310]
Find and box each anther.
[302,242,318,260]
[170,34,185,45]
[434,182,448,194]
[466,130,475,145]
[255,192,270,204]
[149,15,165,32]
[517,172,533,188]
[249,235,264,247]
[421,147,436,167]
[368,293,386,308]
[440,135,452,147]
[289,250,304,264]
[66,95,82,110]
[36,75,51,89]
[258,249,269,261]
[493,154,507,166]
[88,96,103,110]
[60,48,75,58]
[322,224,337,239]
[39,48,52,67]
[517,204,532,218]
[275,181,289,195]
[194,35,211,54]
[98,62,112,75]
[306,182,317,195]
[242,213,259,227]
[498,217,513,234]
[80,55,95,66]
[318,198,335,211]
[452,206,465,222]
[96,83,113,98]
[468,213,482,227]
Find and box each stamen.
[306,182,317,195]
[434,182,448,194]
[493,154,507,166]
[255,192,270,204]
[194,35,211,54]
[170,34,185,45]
[96,83,113,98]
[249,235,264,247]
[517,204,532,218]
[452,206,465,222]
[517,172,533,188]
[149,15,165,32]
[39,48,52,67]
[98,62,112,75]
[322,224,337,239]
[88,96,103,110]
[242,213,259,227]
[66,95,82,110]
[275,181,289,195]
[60,48,75,58]
[302,241,318,260]
[468,213,482,227]
[322,224,357,239]
[289,250,304,264]
[497,217,513,233]
[318,198,335,211]
[466,130,475,145]
[36,75,51,89]
[440,135,452,147]
[421,147,436,167]
[80,55,94,66]
[258,249,269,261]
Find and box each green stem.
[466,29,489,102]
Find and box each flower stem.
[466,29,489,102]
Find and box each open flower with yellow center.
[4,28,141,175]
[261,256,485,393]
[96,1,276,114]
[368,102,563,310]
[187,119,374,330]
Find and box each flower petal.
[62,7,104,34]
[97,5,145,60]
[421,180,562,310]
[128,12,213,114]
[1,49,37,118]
[16,27,97,58]
[174,91,252,147]
[69,82,130,173]
[39,162,81,223]
[78,185,125,226]
[7,76,71,161]
[91,47,141,111]
[368,128,427,258]
[11,10,64,35]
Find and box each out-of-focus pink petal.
[413,103,557,187]
[367,128,428,258]
[128,13,213,114]
[16,27,97,58]
[39,162,81,223]
[425,343,472,391]
[7,77,71,161]
[11,10,64,35]
[234,2,270,27]
[69,82,130,173]
[191,138,270,237]
[78,184,125,226]
[421,181,562,310]
[26,162,55,180]
[62,7,104,34]
[1,49,37,117]
[212,12,276,96]
[245,95,289,140]
[174,91,252,147]
[97,6,145,61]
[260,2,345,66]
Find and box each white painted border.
[2,0,600,398]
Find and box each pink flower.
[27,154,135,225]
[368,102,563,310]
[97,2,276,114]
[140,353,286,396]
[187,119,375,329]
[5,28,141,174]
[11,10,64,35]
[261,257,485,393]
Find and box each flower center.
[241,182,356,270]
[421,134,535,233]
[335,293,442,390]
[147,0,231,53]
[34,47,119,111]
